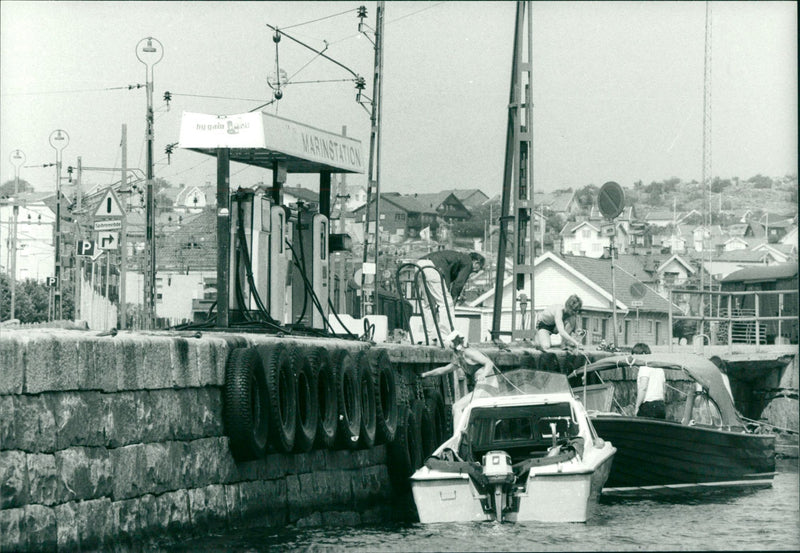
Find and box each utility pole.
[137,37,163,329]
[699,0,712,338]
[359,2,385,316]
[492,0,535,341]
[49,129,69,321]
[119,124,128,329]
[73,157,82,321]
[8,150,25,320]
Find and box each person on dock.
[421,330,499,424]
[414,250,484,345]
[533,294,584,351]
[634,358,666,419]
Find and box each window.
[395,213,405,221]
[592,243,601,252]
[582,229,591,239]
[648,320,653,333]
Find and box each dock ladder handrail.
[395,262,455,347]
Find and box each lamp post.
[49,130,69,320]
[8,149,25,320]
[136,37,163,329]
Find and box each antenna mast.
[700,0,712,337]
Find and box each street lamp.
[8,149,25,320]
[136,36,163,329]
[49,130,69,320]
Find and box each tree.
[0,179,35,198]
[0,274,73,323]
[748,174,773,189]
[575,185,598,210]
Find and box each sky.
[1,1,797,199]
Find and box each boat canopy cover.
[569,353,742,427]
[483,369,572,396]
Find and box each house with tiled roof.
[779,226,798,249]
[412,191,471,222]
[532,190,578,217]
[352,192,438,240]
[442,188,489,208]
[283,186,319,206]
[467,251,678,345]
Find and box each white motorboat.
[410,369,616,523]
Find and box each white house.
[655,254,696,294]
[560,220,629,258]
[0,195,56,283]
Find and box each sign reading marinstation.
[178,111,364,174]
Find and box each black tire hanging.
[333,349,362,450]
[258,343,297,453]
[222,347,269,461]
[291,346,318,453]
[368,348,398,445]
[424,389,447,447]
[356,351,377,449]
[310,347,338,450]
[413,397,437,460]
[387,403,423,491]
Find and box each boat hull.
[591,416,776,495]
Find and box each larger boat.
[570,353,776,496]
[410,369,616,523]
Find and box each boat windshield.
[479,369,572,397]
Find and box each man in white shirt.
[635,364,666,419]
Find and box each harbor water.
[146,461,798,552]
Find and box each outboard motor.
[482,451,515,521]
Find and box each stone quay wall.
[0,329,422,552]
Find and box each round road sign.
[629,282,646,299]
[598,181,625,220]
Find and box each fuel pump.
[228,188,291,323]
[290,204,329,329]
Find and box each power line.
[1,84,146,97]
[279,7,357,31]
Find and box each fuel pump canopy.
[178,111,364,174]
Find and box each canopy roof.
[178,111,365,174]
[569,353,741,427]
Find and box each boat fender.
[356,351,377,449]
[222,347,270,461]
[387,403,423,490]
[332,349,363,450]
[291,346,319,453]
[368,348,399,444]
[310,347,338,450]
[259,343,298,453]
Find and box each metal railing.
[669,288,798,353]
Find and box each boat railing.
[668,288,798,353]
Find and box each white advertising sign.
[178,112,266,149]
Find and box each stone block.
[0,507,24,552]
[55,446,112,502]
[23,504,57,552]
[261,452,294,481]
[14,395,57,453]
[77,338,115,392]
[94,339,121,393]
[111,497,142,543]
[195,340,218,386]
[136,494,159,538]
[141,338,173,390]
[223,483,242,523]
[110,444,145,500]
[192,387,224,439]
[295,511,323,528]
[184,437,238,488]
[26,453,62,506]
[239,480,283,522]
[143,390,181,442]
[0,450,29,508]
[53,391,105,449]
[213,340,231,386]
[24,334,76,394]
[175,389,201,440]
[75,497,112,550]
[0,395,16,450]
[54,501,78,551]
[156,489,192,535]
[196,484,229,530]
[0,336,25,394]
[170,337,194,388]
[140,442,182,496]
[351,464,392,507]
[116,336,144,391]
[102,391,142,448]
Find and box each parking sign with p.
[76,239,96,256]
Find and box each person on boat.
[533,295,584,351]
[421,330,499,424]
[634,358,666,419]
[414,250,485,345]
